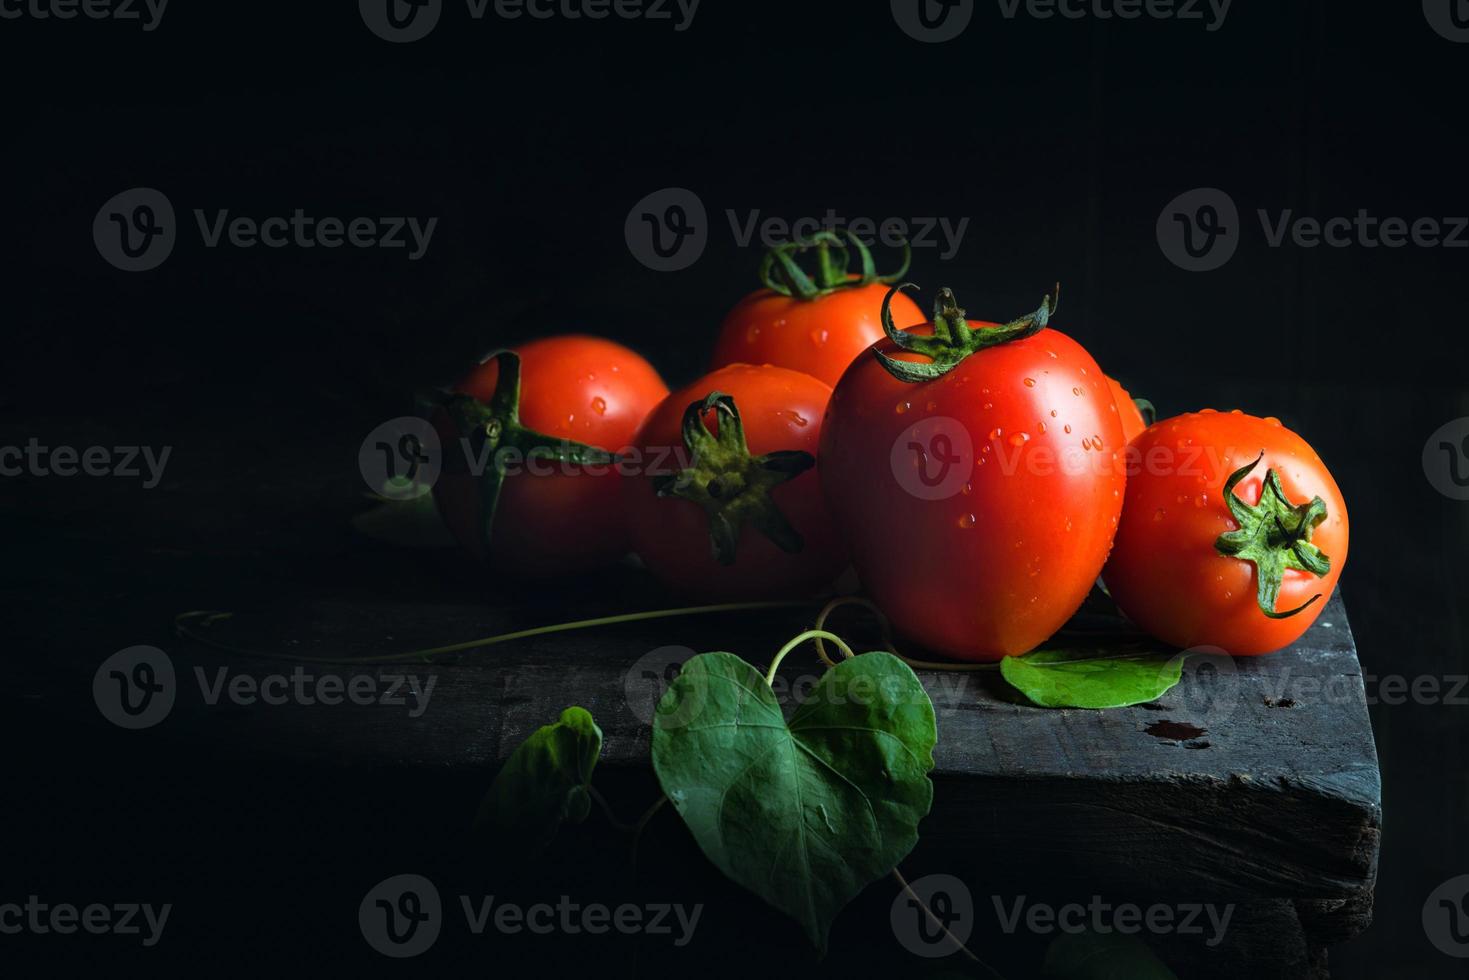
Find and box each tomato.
[434,335,668,576]
[820,285,1126,661]
[711,232,923,388]
[1103,410,1348,655]
[1106,376,1150,445]
[623,363,846,599]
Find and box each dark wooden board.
[160,582,1379,948]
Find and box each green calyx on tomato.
[874,282,1061,383]
[650,391,815,566]
[1215,452,1333,620]
[759,230,911,301]
[440,349,617,551]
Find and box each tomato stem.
[874,283,1060,383]
[439,349,616,555]
[1214,452,1332,619]
[758,229,911,300]
[649,391,814,566]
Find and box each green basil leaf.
[474,706,603,858]
[1000,646,1185,709]
[1043,930,1178,979]
[651,651,936,955]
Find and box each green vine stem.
[763,629,857,686]
[174,600,813,667]
[759,230,912,300]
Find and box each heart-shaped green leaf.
[1000,646,1186,709]
[650,651,936,954]
[1043,930,1178,979]
[475,706,603,859]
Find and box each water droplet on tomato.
[896,402,910,414]
[1023,377,1036,387]
[962,482,973,495]
[958,513,977,529]
[591,396,607,415]
[1009,432,1029,446]
[1063,424,1072,434]
[1037,422,1047,434]
[778,409,809,427]
[983,402,994,410]
[1153,508,1166,521]
[810,328,829,346]
[989,427,1002,440]
[1072,387,1082,396]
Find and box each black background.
[4,0,1468,977]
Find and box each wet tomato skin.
[712,283,925,388]
[434,335,668,576]
[820,325,1127,661]
[1107,376,1149,444]
[1104,410,1348,655]
[623,363,846,600]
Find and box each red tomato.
[820,286,1126,661]
[623,363,845,600]
[434,335,668,576]
[1104,410,1348,655]
[1106,376,1149,445]
[711,233,924,388]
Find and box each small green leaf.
[351,491,456,549]
[1000,646,1185,709]
[1043,930,1178,979]
[651,651,936,954]
[474,706,603,859]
